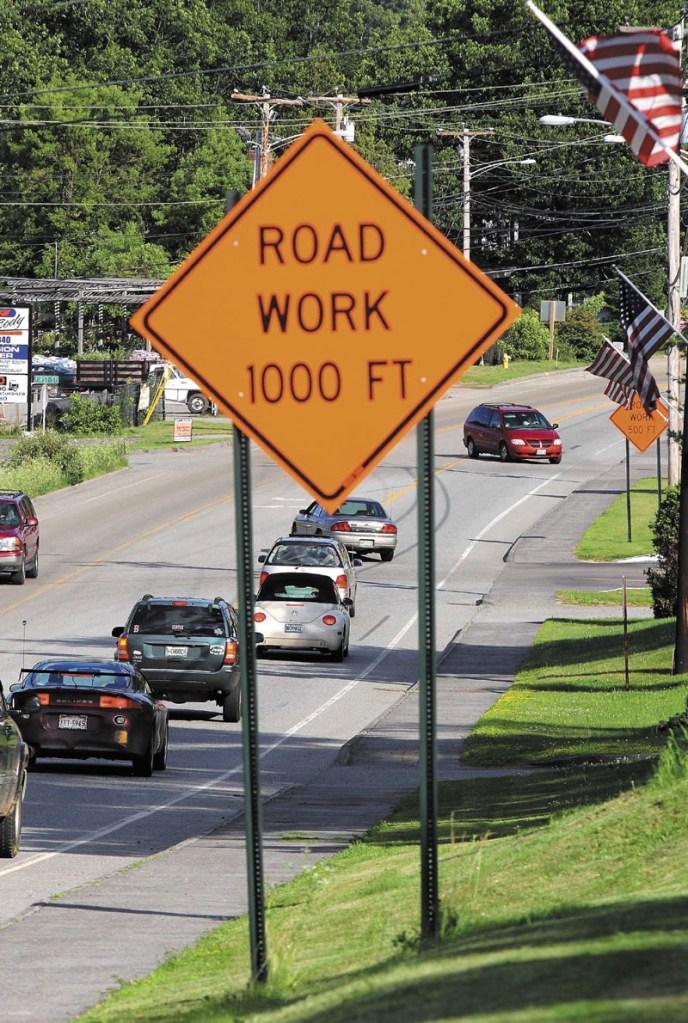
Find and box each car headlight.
[511,438,526,446]
[553,439,562,446]
[0,537,21,552]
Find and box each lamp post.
[462,157,537,261]
[540,111,681,486]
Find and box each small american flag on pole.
[616,268,675,413]
[604,379,634,406]
[526,2,688,175]
[586,338,635,392]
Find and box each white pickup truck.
[163,365,212,414]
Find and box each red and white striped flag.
[586,338,634,390]
[579,30,682,167]
[526,3,687,174]
[604,379,634,407]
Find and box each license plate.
[58,715,87,730]
[535,449,546,455]
[358,538,374,547]
[285,623,303,633]
[165,645,188,657]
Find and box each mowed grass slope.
[78,617,688,1023]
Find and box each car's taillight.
[381,524,397,534]
[335,574,348,589]
[331,521,351,532]
[322,615,337,626]
[224,639,237,665]
[117,636,129,661]
[100,695,138,709]
[254,611,267,623]
[260,571,268,586]
[37,693,50,705]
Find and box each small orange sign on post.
[610,394,669,452]
[130,119,520,509]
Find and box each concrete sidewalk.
[2,458,660,1022]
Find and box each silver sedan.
[254,572,352,662]
[290,497,398,562]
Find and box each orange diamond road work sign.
[130,119,521,510]
[610,394,669,453]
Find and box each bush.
[61,393,123,434]
[646,485,679,618]
[10,430,84,485]
[555,306,604,363]
[500,308,549,360]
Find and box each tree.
[647,486,680,619]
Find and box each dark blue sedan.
[8,659,168,776]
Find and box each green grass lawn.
[556,588,653,608]
[459,359,584,388]
[77,616,688,1023]
[575,477,664,561]
[462,618,686,767]
[124,417,232,450]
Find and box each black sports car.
[8,659,168,776]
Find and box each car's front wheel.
[0,795,22,858]
[499,442,510,462]
[222,688,242,723]
[467,437,479,459]
[187,392,210,415]
[11,557,26,585]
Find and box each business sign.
[130,120,520,509]
[0,307,30,404]
[173,418,193,443]
[610,394,669,452]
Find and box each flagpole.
[525,1,688,178]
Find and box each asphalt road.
[0,369,661,1020]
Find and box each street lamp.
[463,157,536,261]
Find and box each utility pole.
[231,88,303,180]
[437,128,495,260]
[667,20,684,487]
[307,90,370,137]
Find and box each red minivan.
[463,403,562,464]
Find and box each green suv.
[112,595,241,722]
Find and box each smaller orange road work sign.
[130,119,520,510]
[610,394,669,453]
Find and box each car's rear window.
[259,577,338,602]
[130,604,227,637]
[23,669,131,690]
[267,543,341,567]
[336,500,384,517]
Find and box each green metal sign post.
[414,144,439,940]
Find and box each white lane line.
[0,471,563,878]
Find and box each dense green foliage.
[647,484,680,618]
[61,393,123,434]
[0,0,677,348]
[3,430,126,491]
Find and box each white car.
[254,572,352,662]
[257,536,361,616]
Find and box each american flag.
[604,379,634,407]
[618,273,674,412]
[586,338,634,391]
[526,3,684,170]
[579,30,682,167]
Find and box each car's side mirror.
[257,554,266,563]
[299,508,309,516]
[112,626,124,638]
[8,683,20,692]
[26,517,38,526]
[552,423,559,429]
[352,559,363,567]
[343,597,353,607]
[254,632,264,644]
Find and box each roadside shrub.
[61,393,123,434]
[500,308,549,360]
[9,430,84,485]
[78,438,127,480]
[646,485,679,618]
[0,456,66,496]
[555,306,604,363]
